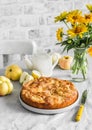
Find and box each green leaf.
[67,45,74,52]
[56,42,61,45]
[62,45,68,52]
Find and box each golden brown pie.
[20,77,78,109]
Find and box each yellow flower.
[56,28,63,42]
[67,24,88,38]
[86,4,92,12]
[77,16,85,23]
[87,47,92,56]
[66,10,82,24]
[54,11,68,22]
[84,13,92,23]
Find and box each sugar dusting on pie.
[20,77,78,109]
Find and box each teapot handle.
[52,53,60,70]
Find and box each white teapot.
[24,52,60,77]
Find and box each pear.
[31,70,41,79]
[5,64,22,81]
[58,56,73,70]
[23,75,34,85]
[0,82,9,96]
[0,76,13,96]
[19,71,29,84]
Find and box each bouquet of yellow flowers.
[55,4,92,81]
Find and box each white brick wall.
[0,0,91,49]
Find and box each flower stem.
[63,20,70,29]
[71,48,88,80]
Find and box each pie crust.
[20,77,78,109]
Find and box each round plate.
[19,93,79,114]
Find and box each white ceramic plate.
[19,93,79,114]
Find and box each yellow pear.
[0,76,14,96]
[0,82,9,96]
[5,64,22,81]
[19,71,29,84]
[31,70,41,79]
[6,81,13,94]
[0,76,10,82]
[23,74,34,85]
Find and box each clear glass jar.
[71,48,88,82]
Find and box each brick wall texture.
[0,0,92,50]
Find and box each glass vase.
[71,48,88,82]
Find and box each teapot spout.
[24,56,33,70]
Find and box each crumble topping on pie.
[20,77,78,109]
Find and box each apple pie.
[20,77,78,109]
